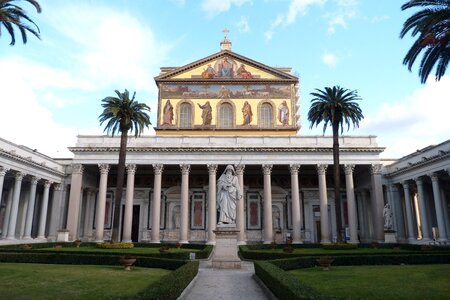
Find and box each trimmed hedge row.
[254,261,323,300]
[126,261,199,300]
[0,252,187,270]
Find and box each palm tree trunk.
[332,123,343,243]
[111,130,128,242]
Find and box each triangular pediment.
[155,50,297,83]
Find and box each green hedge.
[125,261,199,300]
[254,261,323,300]
[0,252,186,270]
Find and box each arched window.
[219,103,233,128]
[260,103,273,128]
[179,103,192,128]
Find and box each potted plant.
[159,245,170,253]
[22,244,32,251]
[74,240,82,248]
[316,256,334,271]
[175,242,182,249]
[119,255,137,271]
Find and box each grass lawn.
[36,245,200,255]
[0,263,171,300]
[289,264,450,299]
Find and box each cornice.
[0,148,65,177]
[385,150,450,177]
[68,146,384,154]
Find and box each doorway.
[121,205,140,242]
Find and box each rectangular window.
[191,192,206,230]
[246,192,261,229]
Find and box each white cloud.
[325,0,357,35]
[265,0,326,41]
[0,3,170,158]
[322,52,338,67]
[236,16,250,33]
[201,0,252,17]
[360,76,450,158]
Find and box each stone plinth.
[212,225,241,269]
[384,230,397,243]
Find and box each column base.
[178,240,189,244]
[121,239,132,243]
[348,239,359,244]
[237,241,247,246]
[150,240,161,244]
[22,236,33,240]
[5,237,16,240]
[206,240,216,245]
[36,236,46,240]
[320,240,331,244]
[263,240,272,244]
[292,241,303,244]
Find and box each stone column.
[7,172,24,239]
[180,164,190,244]
[402,181,416,241]
[234,164,246,244]
[47,183,65,241]
[262,164,273,244]
[430,173,447,241]
[23,176,39,239]
[67,164,84,240]
[317,164,330,244]
[344,164,358,244]
[289,164,302,244]
[370,164,384,243]
[207,164,218,244]
[94,164,109,242]
[415,177,431,241]
[0,166,9,208]
[122,164,136,243]
[37,181,52,239]
[151,164,163,243]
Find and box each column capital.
[207,164,218,175]
[369,164,382,175]
[316,164,328,175]
[388,184,399,192]
[0,166,10,176]
[98,163,110,175]
[262,164,273,175]
[180,164,191,175]
[344,164,355,175]
[428,172,439,182]
[126,164,137,175]
[43,180,52,189]
[53,183,64,191]
[234,164,245,175]
[414,176,424,185]
[72,164,84,174]
[152,164,164,175]
[30,176,40,185]
[289,164,301,175]
[15,171,25,181]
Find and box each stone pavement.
[179,259,274,300]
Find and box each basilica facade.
[0,38,448,245]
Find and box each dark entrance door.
[131,205,140,242]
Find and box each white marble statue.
[217,165,241,225]
[383,203,393,230]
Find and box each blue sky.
[1,0,449,158]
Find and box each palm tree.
[400,0,450,83]
[0,0,41,45]
[308,86,364,243]
[99,89,151,242]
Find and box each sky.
[0,0,449,159]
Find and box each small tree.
[308,86,364,243]
[99,89,151,242]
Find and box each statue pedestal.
[384,230,397,243]
[212,225,241,269]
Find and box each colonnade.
[0,165,62,240]
[387,170,449,243]
[65,162,385,244]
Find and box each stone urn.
[119,255,137,271]
[316,256,334,271]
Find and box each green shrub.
[254,261,322,300]
[96,242,134,249]
[129,261,199,300]
[322,243,358,250]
